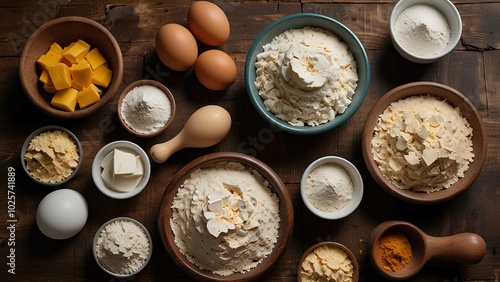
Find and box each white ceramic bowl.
[91,141,151,199]
[300,156,363,220]
[93,217,153,278]
[21,125,82,186]
[390,0,462,64]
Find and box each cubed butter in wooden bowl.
[19,16,123,119]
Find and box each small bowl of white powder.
[93,217,152,278]
[300,156,364,220]
[390,0,462,64]
[118,79,176,137]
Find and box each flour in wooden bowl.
[170,161,280,276]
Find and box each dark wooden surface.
[1,1,499,281]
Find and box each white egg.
[36,189,88,240]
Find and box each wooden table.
[1,1,498,281]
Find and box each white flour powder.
[254,27,358,126]
[305,163,353,212]
[394,4,451,57]
[95,220,150,275]
[170,162,280,276]
[121,85,172,134]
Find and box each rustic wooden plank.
[0,1,498,281]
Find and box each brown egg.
[187,1,230,46]
[194,50,237,91]
[155,23,198,71]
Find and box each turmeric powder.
[378,231,412,271]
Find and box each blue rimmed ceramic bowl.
[245,13,370,135]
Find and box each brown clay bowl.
[369,220,486,280]
[117,79,176,137]
[361,81,487,204]
[19,16,123,119]
[297,241,359,282]
[158,152,294,281]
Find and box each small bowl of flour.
[93,217,152,278]
[390,0,462,64]
[118,79,176,137]
[300,156,363,220]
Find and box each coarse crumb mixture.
[24,130,79,183]
[371,95,473,192]
[254,26,358,126]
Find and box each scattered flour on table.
[394,4,451,57]
[254,27,358,126]
[170,161,280,276]
[305,163,353,212]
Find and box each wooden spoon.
[150,105,231,163]
[369,220,486,281]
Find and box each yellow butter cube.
[49,42,63,54]
[70,60,93,88]
[85,48,107,70]
[37,51,62,70]
[43,83,57,94]
[48,63,72,90]
[39,70,51,85]
[92,64,112,88]
[62,39,90,64]
[51,87,78,112]
[77,84,101,109]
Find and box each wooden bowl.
[369,220,486,280]
[19,16,123,119]
[297,241,359,282]
[158,152,294,281]
[361,82,487,204]
[117,79,176,137]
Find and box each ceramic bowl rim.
[21,125,83,186]
[300,156,364,220]
[91,140,151,199]
[244,13,370,135]
[92,216,153,278]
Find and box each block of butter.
[77,84,101,109]
[100,148,144,192]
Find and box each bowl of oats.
[21,125,82,186]
[361,82,487,204]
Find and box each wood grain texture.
[0,1,498,281]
